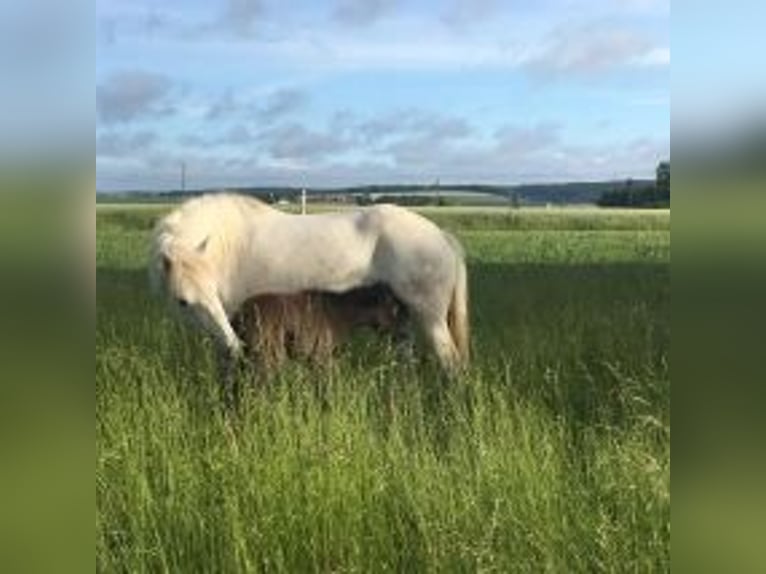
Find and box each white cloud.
[332,0,397,27]
[219,0,265,37]
[258,88,309,122]
[97,70,175,125]
[97,130,156,158]
[441,0,499,31]
[260,123,351,162]
[525,23,668,77]
[215,23,667,75]
[355,109,474,142]
[203,86,308,123]
[636,47,670,67]
[256,36,525,71]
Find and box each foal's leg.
[389,314,415,362]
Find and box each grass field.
[97,205,670,572]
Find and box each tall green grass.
[97,207,670,572]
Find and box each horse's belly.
[301,249,374,292]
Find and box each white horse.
[151,194,469,372]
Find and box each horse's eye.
[177,298,189,308]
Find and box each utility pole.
[181,161,186,194]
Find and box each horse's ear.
[162,254,172,274]
[196,236,210,253]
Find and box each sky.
[96,0,670,191]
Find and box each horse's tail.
[444,232,470,366]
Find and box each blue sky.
[96,0,670,190]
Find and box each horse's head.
[152,234,242,355]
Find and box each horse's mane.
[151,193,272,291]
[156,193,269,244]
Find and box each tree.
[355,193,373,206]
[656,161,670,194]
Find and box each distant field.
[97,205,670,572]
[97,201,670,228]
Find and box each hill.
[96,180,653,207]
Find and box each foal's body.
[232,284,408,369]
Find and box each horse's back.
[368,204,449,246]
[368,204,455,269]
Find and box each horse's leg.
[215,345,242,410]
[392,278,456,372]
[421,317,460,374]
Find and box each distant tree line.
[597,162,670,208]
[357,194,450,207]
[98,177,666,208]
[597,185,669,208]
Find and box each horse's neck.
[224,209,287,306]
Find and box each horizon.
[97,0,670,191]
[96,176,657,197]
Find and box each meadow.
[97,204,670,572]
